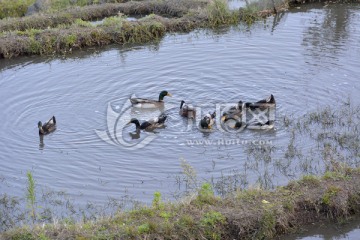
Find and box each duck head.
[159,91,172,101]
[180,100,185,109]
[38,121,44,134]
[200,118,210,129]
[267,94,275,104]
[127,118,141,129]
[221,112,228,122]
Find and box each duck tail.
[52,116,56,124]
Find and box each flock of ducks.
[38,91,276,136]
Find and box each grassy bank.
[2,167,360,239]
[0,0,35,19]
[0,0,130,19]
[1,0,359,59]
[0,0,256,59]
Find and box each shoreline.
[2,168,360,239]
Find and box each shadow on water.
[300,3,353,61]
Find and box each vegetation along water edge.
[2,167,360,239]
[2,0,359,59]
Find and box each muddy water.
[0,2,360,216]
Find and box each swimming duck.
[38,116,56,135]
[246,94,276,110]
[127,114,167,131]
[200,112,216,129]
[221,101,244,122]
[180,100,196,119]
[221,112,246,130]
[130,91,172,108]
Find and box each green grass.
[0,0,36,19]
[322,185,341,205]
[301,175,321,186]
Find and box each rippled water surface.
[1,2,360,215]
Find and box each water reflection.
[129,129,141,139]
[271,12,287,32]
[302,4,352,61]
[39,134,44,150]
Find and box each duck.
[127,114,167,131]
[246,94,276,110]
[38,116,56,135]
[200,112,216,129]
[179,100,196,119]
[221,112,246,129]
[221,101,244,122]
[130,90,172,108]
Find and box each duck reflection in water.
[129,128,141,139]
[39,134,45,150]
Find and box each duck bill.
[221,116,226,122]
[167,93,172,97]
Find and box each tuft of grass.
[152,191,164,210]
[206,0,239,26]
[196,182,218,205]
[74,19,93,27]
[322,171,350,181]
[101,15,126,30]
[257,208,277,239]
[26,171,36,223]
[239,6,261,25]
[322,185,341,205]
[301,175,321,186]
[137,223,150,234]
[200,211,226,240]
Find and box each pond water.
[278,217,360,240]
[1,2,360,224]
